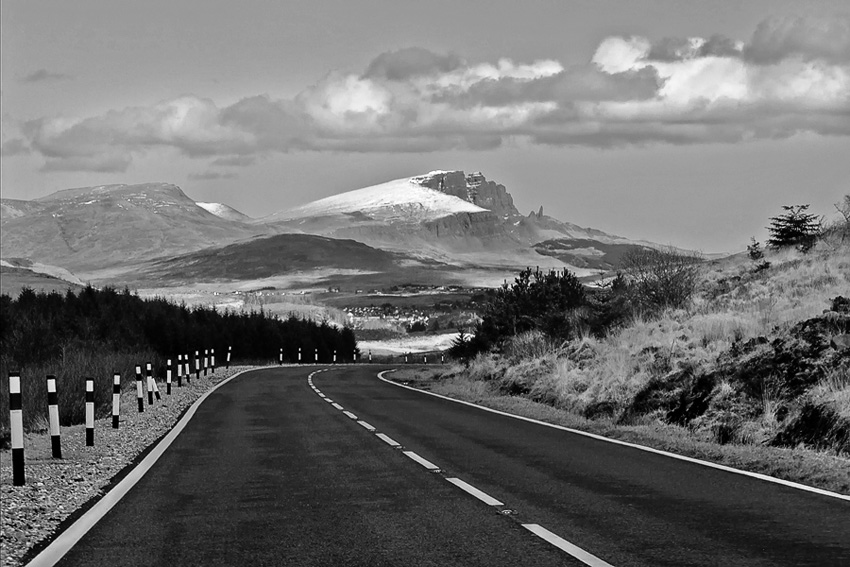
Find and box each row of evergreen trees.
[0,286,357,367]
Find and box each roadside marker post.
[135,366,144,413]
[353,350,357,363]
[85,378,95,447]
[227,346,232,369]
[112,373,121,429]
[9,372,25,485]
[185,353,191,384]
[315,348,318,363]
[177,355,183,388]
[333,350,337,364]
[279,348,283,365]
[145,363,155,404]
[404,353,408,364]
[195,351,200,380]
[424,355,427,365]
[47,375,62,458]
[298,347,301,364]
[166,359,172,395]
[211,348,216,373]
[203,349,209,376]
[441,354,445,364]
[369,351,372,363]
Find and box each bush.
[621,247,702,313]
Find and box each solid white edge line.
[375,432,399,446]
[403,450,439,470]
[523,524,614,567]
[331,402,344,410]
[343,411,358,420]
[445,478,504,506]
[358,421,377,432]
[376,370,850,502]
[25,367,261,567]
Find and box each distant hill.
[0,183,267,273]
[196,201,252,222]
[143,233,404,283]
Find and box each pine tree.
[766,205,821,252]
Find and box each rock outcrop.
[412,170,520,218]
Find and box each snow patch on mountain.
[196,201,250,221]
[267,175,488,223]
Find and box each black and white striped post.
[314,348,318,364]
[85,378,95,447]
[279,348,283,365]
[424,354,428,365]
[145,363,155,404]
[177,355,183,387]
[9,372,25,485]
[185,353,191,384]
[195,351,200,380]
[166,359,172,395]
[226,346,232,369]
[333,350,337,364]
[47,374,62,458]
[297,347,301,364]
[211,348,216,373]
[135,365,144,413]
[369,351,372,363]
[404,353,409,364]
[112,372,121,428]
[353,350,357,363]
[203,349,209,376]
[441,353,445,364]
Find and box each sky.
[2,0,849,253]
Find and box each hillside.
[0,184,266,274]
[405,238,850,491]
[142,233,404,283]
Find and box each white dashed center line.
[375,432,399,446]
[331,402,344,410]
[403,451,440,471]
[522,524,615,567]
[445,477,504,506]
[357,420,376,432]
[342,411,358,420]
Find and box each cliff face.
[413,170,519,218]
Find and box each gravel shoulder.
[0,365,261,567]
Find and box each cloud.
[745,15,850,65]
[21,69,73,83]
[16,15,850,171]
[188,171,238,180]
[210,155,256,167]
[0,138,30,156]
[364,47,464,81]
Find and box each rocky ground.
[0,365,257,567]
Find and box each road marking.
[331,402,344,410]
[445,478,504,506]
[343,411,358,420]
[358,420,376,432]
[318,393,325,398]
[403,451,439,471]
[523,524,615,567]
[376,371,850,502]
[375,432,399,446]
[324,398,334,403]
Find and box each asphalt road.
[55,366,849,566]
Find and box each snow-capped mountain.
[265,174,487,224]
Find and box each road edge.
[376,369,850,502]
[24,367,263,567]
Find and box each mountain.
[1,172,673,289]
[0,183,266,274]
[259,170,655,273]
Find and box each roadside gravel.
[0,365,260,567]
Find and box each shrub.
[621,247,702,313]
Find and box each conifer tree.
[766,205,821,252]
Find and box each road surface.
[52,366,849,566]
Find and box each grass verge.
[390,367,850,495]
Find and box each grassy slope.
[393,240,850,494]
